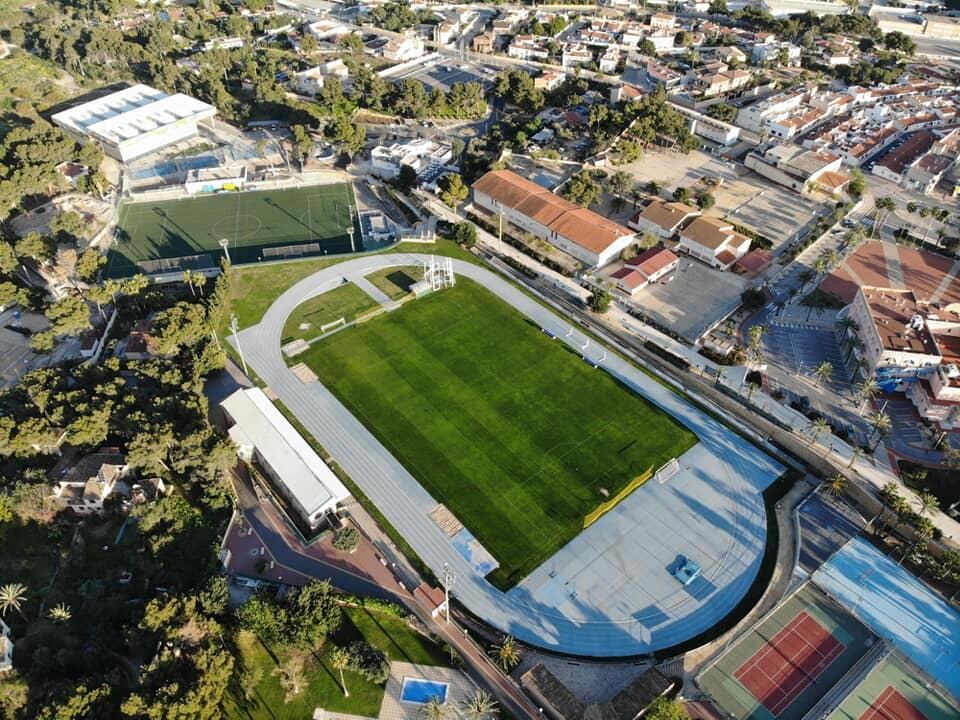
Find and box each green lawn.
[365,266,424,300]
[108,184,358,277]
[224,606,448,720]
[223,239,475,335]
[282,283,379,344]
[298,279,697,588]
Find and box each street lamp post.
[440,563,456,624]
[230,314,248,375]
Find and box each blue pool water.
[400,678,449,704]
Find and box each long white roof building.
[52,84,217,163]
[222,387,350,529]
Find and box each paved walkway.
[350,272,395,307]
[233,254,783,657]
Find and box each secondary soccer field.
[107,184,359,277]
[297,279,697,589]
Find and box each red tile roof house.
[611,246,680,295]
[628,199,700,239]
[677,216,751,270]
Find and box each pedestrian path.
[350,272,394,308]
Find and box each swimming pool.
[400,677,449,704]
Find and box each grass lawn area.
[224,606,447,720]
[298,279,697,589]
[282,283,379,344]
[365,266,424,300]
[224,239,474,334]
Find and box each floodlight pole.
[219,238,232,264]
[440,563,456,624]
[230,314,248,376]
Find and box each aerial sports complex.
[231,253,784,657]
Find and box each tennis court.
[699,583,877,720]
[733,611,846,716]
[826,652,959,720]
[107,184,361,277]
[812,536,960,703]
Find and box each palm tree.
[846,228,866,250]
[798,268,817,292]
[420,697,454,720]
[182,269,205,297]
[809,417,830,445]
[918,491,940,518]
[856,378,879,414]
[848,446,865,468]
[48,603,71,623]
[330,647,350,697]
[905,201,919,243]
[835,316,857,342]
[824,473,847,497]
[813,361,833,387]
[461,690,499,720]
[0,584,28,621]
[748,324,766,351]
[874,196,896,237]
[491,635,521,672]
[868,411,892,450]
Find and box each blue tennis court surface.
[812,536,960,703]
[400,678,448,704]
[797,494,865,576]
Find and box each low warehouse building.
[52,84,217,163]
[472,169,635,267]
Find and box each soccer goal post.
[655,458,680,484]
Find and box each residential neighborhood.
[1,0,960,718]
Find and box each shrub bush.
[332,527,361,553]
[347,640,390,683]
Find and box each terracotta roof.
[472,170,633,256]
[611,267,648,289]
[627,245,679,275]
[735,248,772,275]
[716,250,737,267]
[876,130,936,175]
[635,200,700,232]
[817,170,850,191]
[681,216,749,251]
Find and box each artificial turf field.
[107,184,359,277]
[298,278,697,589]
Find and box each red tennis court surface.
[859,687,928,720]
[733,611,846,717]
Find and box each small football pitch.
[107,184,360,277]
[297,278,697,589]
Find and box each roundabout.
[232,254,784,657]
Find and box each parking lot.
[761,322,851,392]
[628,257,747,342]
[714,181,823,250]
[390,57,493,92]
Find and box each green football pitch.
[106,184,360,277]
[297,278,697,589]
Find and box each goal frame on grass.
[656,457,680,484]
